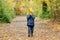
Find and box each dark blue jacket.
[27,14,35,26]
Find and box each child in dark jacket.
[27,8,35,37]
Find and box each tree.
[49,0,60,21]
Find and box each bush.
[0,0,16,23]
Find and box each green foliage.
[40,10,51,19]
[38,1,51,19]
[0,0,16,23]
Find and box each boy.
[27,8,35,37]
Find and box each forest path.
[0,16,60,40]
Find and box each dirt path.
[0,16,60,40]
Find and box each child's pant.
[28,25,34,35]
